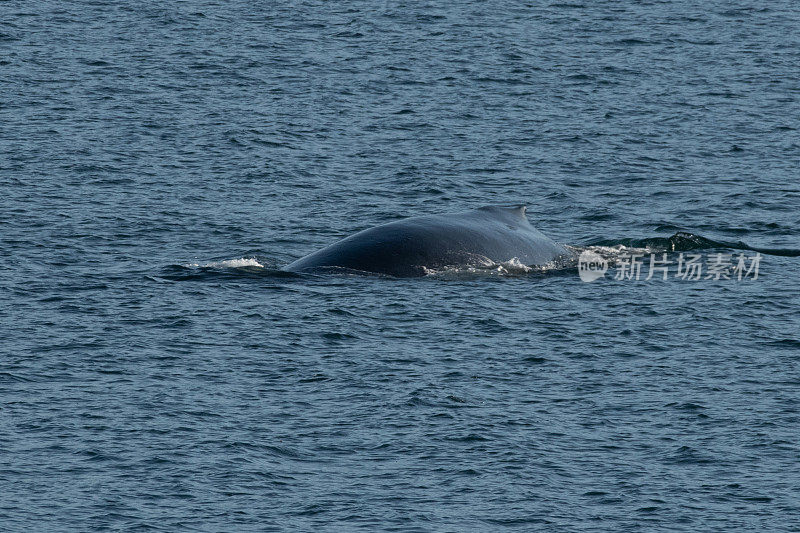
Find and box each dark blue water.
[3,1,800,530]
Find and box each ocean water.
[2,0,800,530]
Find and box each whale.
[283,205,570,277]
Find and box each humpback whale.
[284,205,570,277]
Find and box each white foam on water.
[186,257,264,268]
[574,245,654,267]
[493,257,534,274]
[422,256,575,278]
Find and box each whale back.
[284,205,568,277]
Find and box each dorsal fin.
[478,205,527,217]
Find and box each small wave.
[570,244,653,267]
[423,256,532,276]
[422,253,577,279]
[587,232,800,257]
[156,256,299,281]
[185,257,264,268]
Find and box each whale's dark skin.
[284,205,570,277]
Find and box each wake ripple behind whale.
[284,205,570,277]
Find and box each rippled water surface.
[2,0,800,530]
